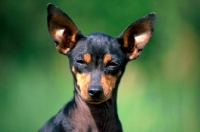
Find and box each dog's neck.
[74,91,119,120]
[64,91,122,131]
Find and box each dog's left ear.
[47,3,83,55]
[117,13,156,60]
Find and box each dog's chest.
[62,107,122,132]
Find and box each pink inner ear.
[52,28,72,54]
[127,30,152,60]
[134,30,152,49]
[54,29,65,43]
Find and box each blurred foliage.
[0,0,199,132]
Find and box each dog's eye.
[76,59,85,64]
[107,61,118,67]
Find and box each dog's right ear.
[47,3,83,55]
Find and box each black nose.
[88,86,103,98]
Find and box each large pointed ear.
[117,13,156,60]
[47,3,84,55]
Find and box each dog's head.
[47,3,156,104]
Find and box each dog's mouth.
[77,84,112,104]
[87,98,106,104]
[87,100,102,104]
[82,95,110,104]
[82,96,103,104]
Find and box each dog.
[39,3,156,132]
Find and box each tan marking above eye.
[83,53,91,63]
[103,54,112,64]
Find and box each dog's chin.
[80,94,111,104]
[85,98,108,105]
[87,100,103,104]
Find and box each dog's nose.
[88,86,103,98]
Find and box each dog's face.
[47,4,156,104]
[68,33,128,104]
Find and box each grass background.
[0,0,200,131]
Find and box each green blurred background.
[0,0,199,131]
